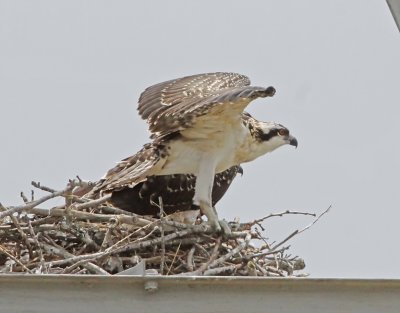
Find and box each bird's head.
[255,121,297,149]
[242,112,297,161]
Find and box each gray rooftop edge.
[1,275,400,313]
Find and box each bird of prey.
[108,165,242,223]
[81,165,242,224]
[90,72,298,231]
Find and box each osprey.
[90,72,298,231]
[108,165,242,223]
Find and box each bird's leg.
[197,200,220,231]
[193,158,230,233]
[212,206,231,234]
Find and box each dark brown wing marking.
[88,141,168,197]
[136,72,277,138]
[109,165,243,216]
[138,72,251,120]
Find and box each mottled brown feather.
[138,72,251,120]
[109,165,243,216]
[136,72,277,138]
[88,141,169,196]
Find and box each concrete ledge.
[1,275,400,313]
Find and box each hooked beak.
[288,135,298,148]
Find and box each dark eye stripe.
[259,129,279,141]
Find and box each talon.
[207,219,221,233]
[219,219,231,235]
[207,219,231,234]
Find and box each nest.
[0,179,329,276]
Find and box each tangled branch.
[0,179,329,276]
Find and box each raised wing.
[138,72,251,120]
[89,142,168,196]
[137,72,275,138]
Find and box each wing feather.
[138,72,251,120]
[137,72,275,138]
[89,142,168,196]
[148,85,276,138]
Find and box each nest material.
[0,180,327,276]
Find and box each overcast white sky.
[1,1,399,278]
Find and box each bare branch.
[1,179,326,276]
[0,186,73,219]
[271,205,331,250]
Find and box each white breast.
[159,122,249,176]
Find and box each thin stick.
[245,246,290,260]
[251,210,317,230]
[41,242,109,275]
[29,207,151,227]
[166,241,181,275]
[0,204,33,259]
[271,205,331,250]
[187,246,196,271]
[61,258,97,274]
[195,237,222,274]
[0,245,32,273]
[27,221,46,273]
[31,181,57,193]
[20,192,29,204]
[209,234,251,268]
[10,215,33,256]
[203,264,242,276]
[159,197,166,275]
[0,186,73,219]
[73,194,112,210]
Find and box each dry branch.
[0,180,329,276]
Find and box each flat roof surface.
[1,275,400,313]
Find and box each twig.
[10,214,33,259]
[203,264,242,276]
[0,245,32,273]
[61,258,97,274]
[166,241,181,275]
[29,207,151,227]
[0,186,74,219]
[0,202,33,259]
[194,237,222,275]
[20,192,29,204]
[73,194,112,210]
[296,205,331,235]
[209,234,251,268]
[159,197,166,275]
[271,205,331,250]
[245,246,290,260]
[1,178,324,276]
[99,206,137,215]
[186,246,196,271]
[31,181,57,193]
[112,224,211,255]
[27,221,46,273]
[251,210,317,230]
[41,242,109,275]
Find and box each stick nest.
[0,179,329,276]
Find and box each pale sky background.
[1,1,399,278]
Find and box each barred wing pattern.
[137,72,275,138]
[110,165,243,216]
[90,142,168,195]
[138,72,251,120]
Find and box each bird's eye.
[278,128,289,136]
